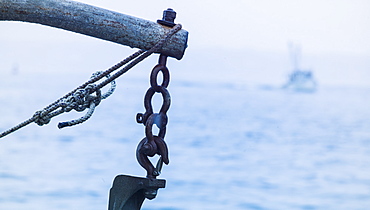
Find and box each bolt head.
[163,8,176,22]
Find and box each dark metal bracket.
[108,175,166,210]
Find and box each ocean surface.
[0,72,370,210]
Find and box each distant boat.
[283,70,317,92]
[282,43,317,92]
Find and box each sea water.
[0,72,370,210]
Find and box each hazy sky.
[78,0,370,55]
[1,0,369,55]
[1,0,369,86]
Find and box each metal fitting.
[157,8,176,27]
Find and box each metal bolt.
[153,170,160,176]
[163,8,176,23]
[157,8,176,27]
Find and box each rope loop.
[92,71,116,100]
[57,71,114,129]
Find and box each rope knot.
[33,110,51,126]
[57,72,115,129]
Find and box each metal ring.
[143,87,171,115]
[150,64,170,92]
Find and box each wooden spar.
[0,0,188,60]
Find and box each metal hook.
[136,135,169,179]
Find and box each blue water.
[0,72,370,209]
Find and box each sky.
[2,0,370,54]
[35,0,370,55]
[1,0,369,86]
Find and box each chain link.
[136,55,171,179]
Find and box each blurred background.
[1,0,369,86]
[0,0,370,209]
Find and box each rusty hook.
[136,136,169,179]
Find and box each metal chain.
[0,24,182,138]
[136,54,171,180]
[135,8,179,181]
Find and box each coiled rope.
[0,24,182,138]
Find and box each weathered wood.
[0,0,188,59]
